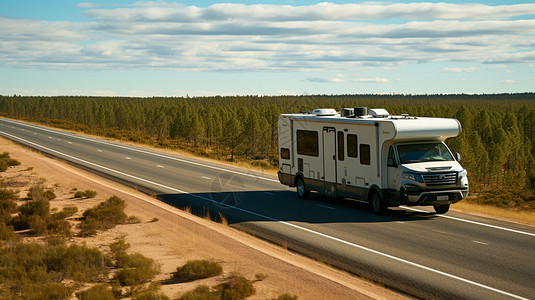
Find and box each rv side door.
[387,146,401,197]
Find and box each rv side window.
[297,130,319,157]
[347,134,358,158]
[337,131,344,161]
[360,144,371,165]
[280,148,290,160]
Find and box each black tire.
[370,191,387,214]
[433,204,450,214]
[296,177,310,199]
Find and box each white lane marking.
[97,149,102,152]
[401,206,535,238]
[1,118,533,237]
[125,157,131,160]
[156,165,164,168]
[202,176,211,180]
[0,130,528,300]
[0,118,278,183]
[316,204,336,210]
[473,240,489,246]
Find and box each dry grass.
[453,202,535,226]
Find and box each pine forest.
[1,94,534,210]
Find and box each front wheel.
[433,204,450,214]
[370,192,387,214]
[296,177,310,199]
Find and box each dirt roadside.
[0,136,408,299]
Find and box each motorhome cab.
[277,107,469,214]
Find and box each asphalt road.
[1,117,534,300]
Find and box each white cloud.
[0,2,534,74]
[500,79,515,84]
[352,77,390,83]
[76,2,98,8]
[441,67,479,73]
[306,75,345,83]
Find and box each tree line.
[1,93,534,208]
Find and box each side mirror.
[456,153,461,162]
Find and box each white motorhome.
[277,107,469,214]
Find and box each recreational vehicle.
[277,107,469,214]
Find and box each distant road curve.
[1,117,534,300]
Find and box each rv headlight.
[402,172,424,183]
[458,169,467,179]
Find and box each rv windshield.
[397,143,454,164]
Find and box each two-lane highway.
[1,117,534,299]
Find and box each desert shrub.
[76,284,115,300]
[0,188,18,224]
[115,253,159,286]
[178,274,255,300]
[78,217,99,236]
[0,242,48,283]
[27,185,56,201]
[0,187,19,202]
[46,219,72,236]
[150,217,159,222]
[44,244,108,282]
[0,152,20,172]
[127,215,142,224]
[173,260,223,282]
[19,198,50,218]
[80,196,127,234]
[178,285,219,300]
[132,290,170,300]
[74,190,97,198]
[52,205,78,220]
[0,222,19,243]
[217,274,255,300]
[110,239,131,268]
[23,283,73,300]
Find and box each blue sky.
[1,1,534,96]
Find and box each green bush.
[218,274,255,300]
[0,152,20,172]
[74,190,97,198]
[0,187,19,202]
[27,185,56,201]
[44,244,108,282]
[0,222,19,243]
[178,285,219,300]
[23,283,73,300]
[115,253,159,286]
[52,205,78,220]
[76,284,115,300]
[178,274,255,300]
[173,260,223,282]
[79,196,127,235]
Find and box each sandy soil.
[0,136,407,300]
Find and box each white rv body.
[277,108,469,214]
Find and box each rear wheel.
[370,191,387,214]
[296,177,310,199]
[433,204,450,214]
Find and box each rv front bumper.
[404,188,469,206]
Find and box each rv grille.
[422,172,457,186]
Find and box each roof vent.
[341,108,354,117]
[369,108,389,118]
[312,108,337,116]
[354,107,368,117]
